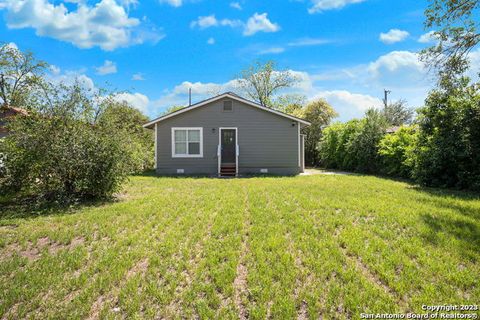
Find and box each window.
[171,128,203,158]
[223,100,233,112]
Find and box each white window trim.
[171,127,203,158]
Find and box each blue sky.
[1,0,475,121]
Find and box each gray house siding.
[155,97,301,175]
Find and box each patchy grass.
[0,174,479,319]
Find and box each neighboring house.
[0,106,28,139]
[386,126,401,134]
[144,92,310,176]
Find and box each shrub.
[319,109,388,173]
[413,82,480,190]
[378,126,417,178]
[0,84,150,201]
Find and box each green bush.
[0,85,152,201]
[413,81,480,190]
[378,126,417,178]
[319,109,388,173]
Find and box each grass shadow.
[0,195,115,223]
[421,213,480,261]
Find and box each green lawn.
[1,174,479,319]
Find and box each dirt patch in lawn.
[234,239,249,320]
[126,258,149,280]
[0,236,86,262]
[341,247,408,311]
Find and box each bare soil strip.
[341,247,408,311]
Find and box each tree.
[413,80,480,190]
[294,99,338,166]
[236,61,299,107]
[163,105,185,115]
[421,0,480,85]
[319,109,389,173]
[97,100,154,172]
[272,94,306,114]
[345,109,389,173]
[378,126,418,178]
[382,99,414,126]
[0,82,134,201]
[0,43,47,108]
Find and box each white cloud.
[144,49,435,120]
[190,13,278,36]
[258,47,285,55]
[48,69,96,92]
[190,15,218,29]
[418,31,438,44]
[288,37,330,47]
[95,60,117,75]
[230,2,242,10]
[119,0,138,9]
[113,92,150,113]
[308,0,366,13]
[158,0,182,7]
[379,29,410,44]
[207,37,215,45]
[312,90,382,118]
[49,65,61,75]
[190,15,241,29]
[367,51,424,78]
[132,73,145,81]
[243,13,280,36]
[0,0,162,51]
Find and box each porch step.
[220,165,237,177]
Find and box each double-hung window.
[171,127,203,158]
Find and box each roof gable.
[143,92,311,128]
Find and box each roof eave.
[142,92,311,128]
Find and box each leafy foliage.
[413,80,480,190]
[236,60,299,107]
[0,84,138,201]
[319,109,389,173]
[293,99,337,166]
[0,46,154,202]
[162,105,185,115]
[382,99,414,126]
[421,0,480,86]
[0,43,48,108]
[97,100,154,173]
[378,126,418,178]
[272,94,306,114]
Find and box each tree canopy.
[236,60,299,108]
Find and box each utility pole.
[189,87,192,106]
[383,89,391,108]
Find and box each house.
[0,106,28,139]
[143,92,310,176]
[386,126,401,134]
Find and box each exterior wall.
[300,134,305,173]
[155,98,301,175]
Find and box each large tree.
[382,99,414,126]
[0,43,47,108]
[293,99,338,166]
[421,0,480,85]
[236,61,299,108]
